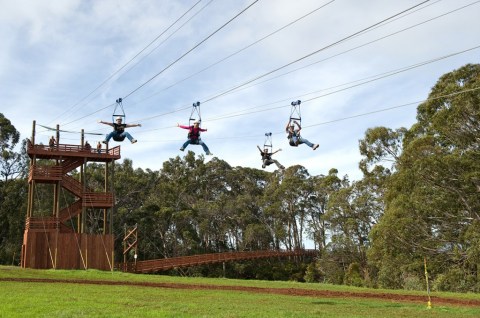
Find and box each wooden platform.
[27,141,120,162]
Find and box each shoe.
[313,144,319,150]
[102,140,107,144]
[179,148,184,151]
[280,166,285,170]
[131,139,137,144]
[262,164,266,169]
[206,152,213,156]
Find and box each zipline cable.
[136,86,480,142]
[60,0,477,131]
[121,0,472,125]
[133,44,479,131]
[210,45,480,123]
[58,40,479,137]
[116,0,215,83]
[201,0,432,104]
[37,124,103,136]
[131,0,336,105]
[213,0,477,99]
[136,0,441,106]
[60,0,428,126]
[53,0,206,126]
[122,0,261,99]
[59,0,259,129]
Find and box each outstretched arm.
[257,145,263,153]
[177,123,190,130]
[272,148,282,155]
[97,120,113,127]
[125,123,142,128]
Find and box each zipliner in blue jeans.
[285,120,319,150]
[105,130,135,143]
[178,121,212,155]
[98,117,141,144]
[181,139,211,154]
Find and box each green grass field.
[1,266,479,317]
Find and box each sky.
[1,0,479,181]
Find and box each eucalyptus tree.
[0,113,28,181]
[0,113,28,264]
[93,159,158,261]
[266,165,313,250]
[307,168,347,250]
[231,167,273,251]
[325,175,385,280]
[197,157,236,252]
[143,152,205,258]
[369,64,480,290]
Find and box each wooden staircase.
[61,158,84,174]
[26,142,118,228]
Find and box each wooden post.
[110,161,114,271]
[110,160,114,236]
[123,224,127,265]
[56,124,60,146]
[27,121,36,218]
[80,130,85,234]
[103,160,108,235]
[54,125,60,218]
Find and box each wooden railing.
[107,146,121,157]
[27,142,121,159]
[25,217,59,231]
[61,175,84,197]
[29,165,63,183]
[122,249,318,273]
[83,192,114,208]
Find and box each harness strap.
[188,126,200,140]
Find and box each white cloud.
[1,0,479,180]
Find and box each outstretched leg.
[180,140,192,151]
[298,137,318,150]
[199,140,212,155]
[273,159,285,170]
[105,131,124,143]
[104,132,115,143]
[121,132,136,143]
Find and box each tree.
[0,114,28,264]
[369,64,480,290]
[305,169,344,250]
[0,113,28,181]
[266,165,313,250]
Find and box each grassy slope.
[1,266,479,317]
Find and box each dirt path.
[2,277,479,307]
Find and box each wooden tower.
[20,121,120,270]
